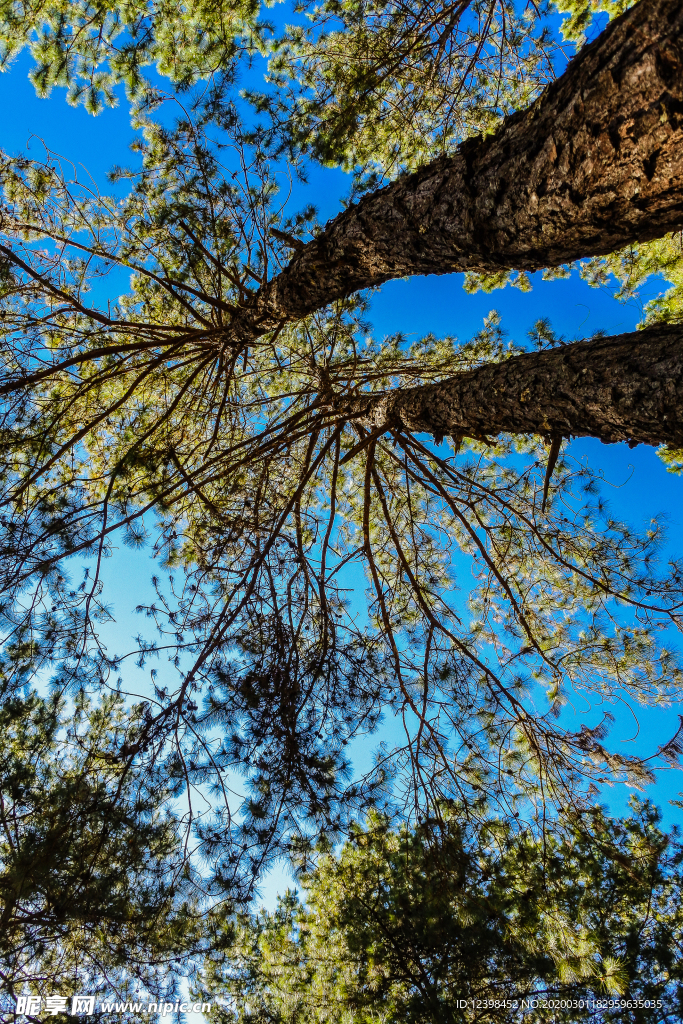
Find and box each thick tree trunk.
[340,324,683,448]
[234,0,683,341]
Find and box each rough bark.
[340,324,683,448]
[233,0,683,341]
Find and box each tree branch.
[232,0,683,339]
[340,324,683,448]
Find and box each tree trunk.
[340,324,683,448]
[235,0,683,340]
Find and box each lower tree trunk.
[342,324,683,448]
[233,0,683,342]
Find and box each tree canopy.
[1,0,683,1006]
[0,687,201,1013]
[202,801,683,1023]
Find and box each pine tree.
[0,0,266,115]
[234,0,683,336]
[0,686,203,1013]
[1,0,683,900]
[202,802,683,1023]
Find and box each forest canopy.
[202,801,683,1022]
[1,0,683,1013]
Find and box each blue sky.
[2,4,683,937]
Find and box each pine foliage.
[0,0,682,997]
[0,687,202,1011]
[203,802,683,1023]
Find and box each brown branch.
[228,0,683,340]
[345,324,683,449]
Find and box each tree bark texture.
[341,324,683,448]
[236,0,683,340]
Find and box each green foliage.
[464,233,683,330]
[0,687,201,1010]
[552,0,634,45]
[0,0,267,114]
[579,232,683,328]
[0,0,577,178]
[0,0,645,180]
[202,802,683,1023]
[255,0,560,175]
[657,445,683,476]
[463,269,534,294]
